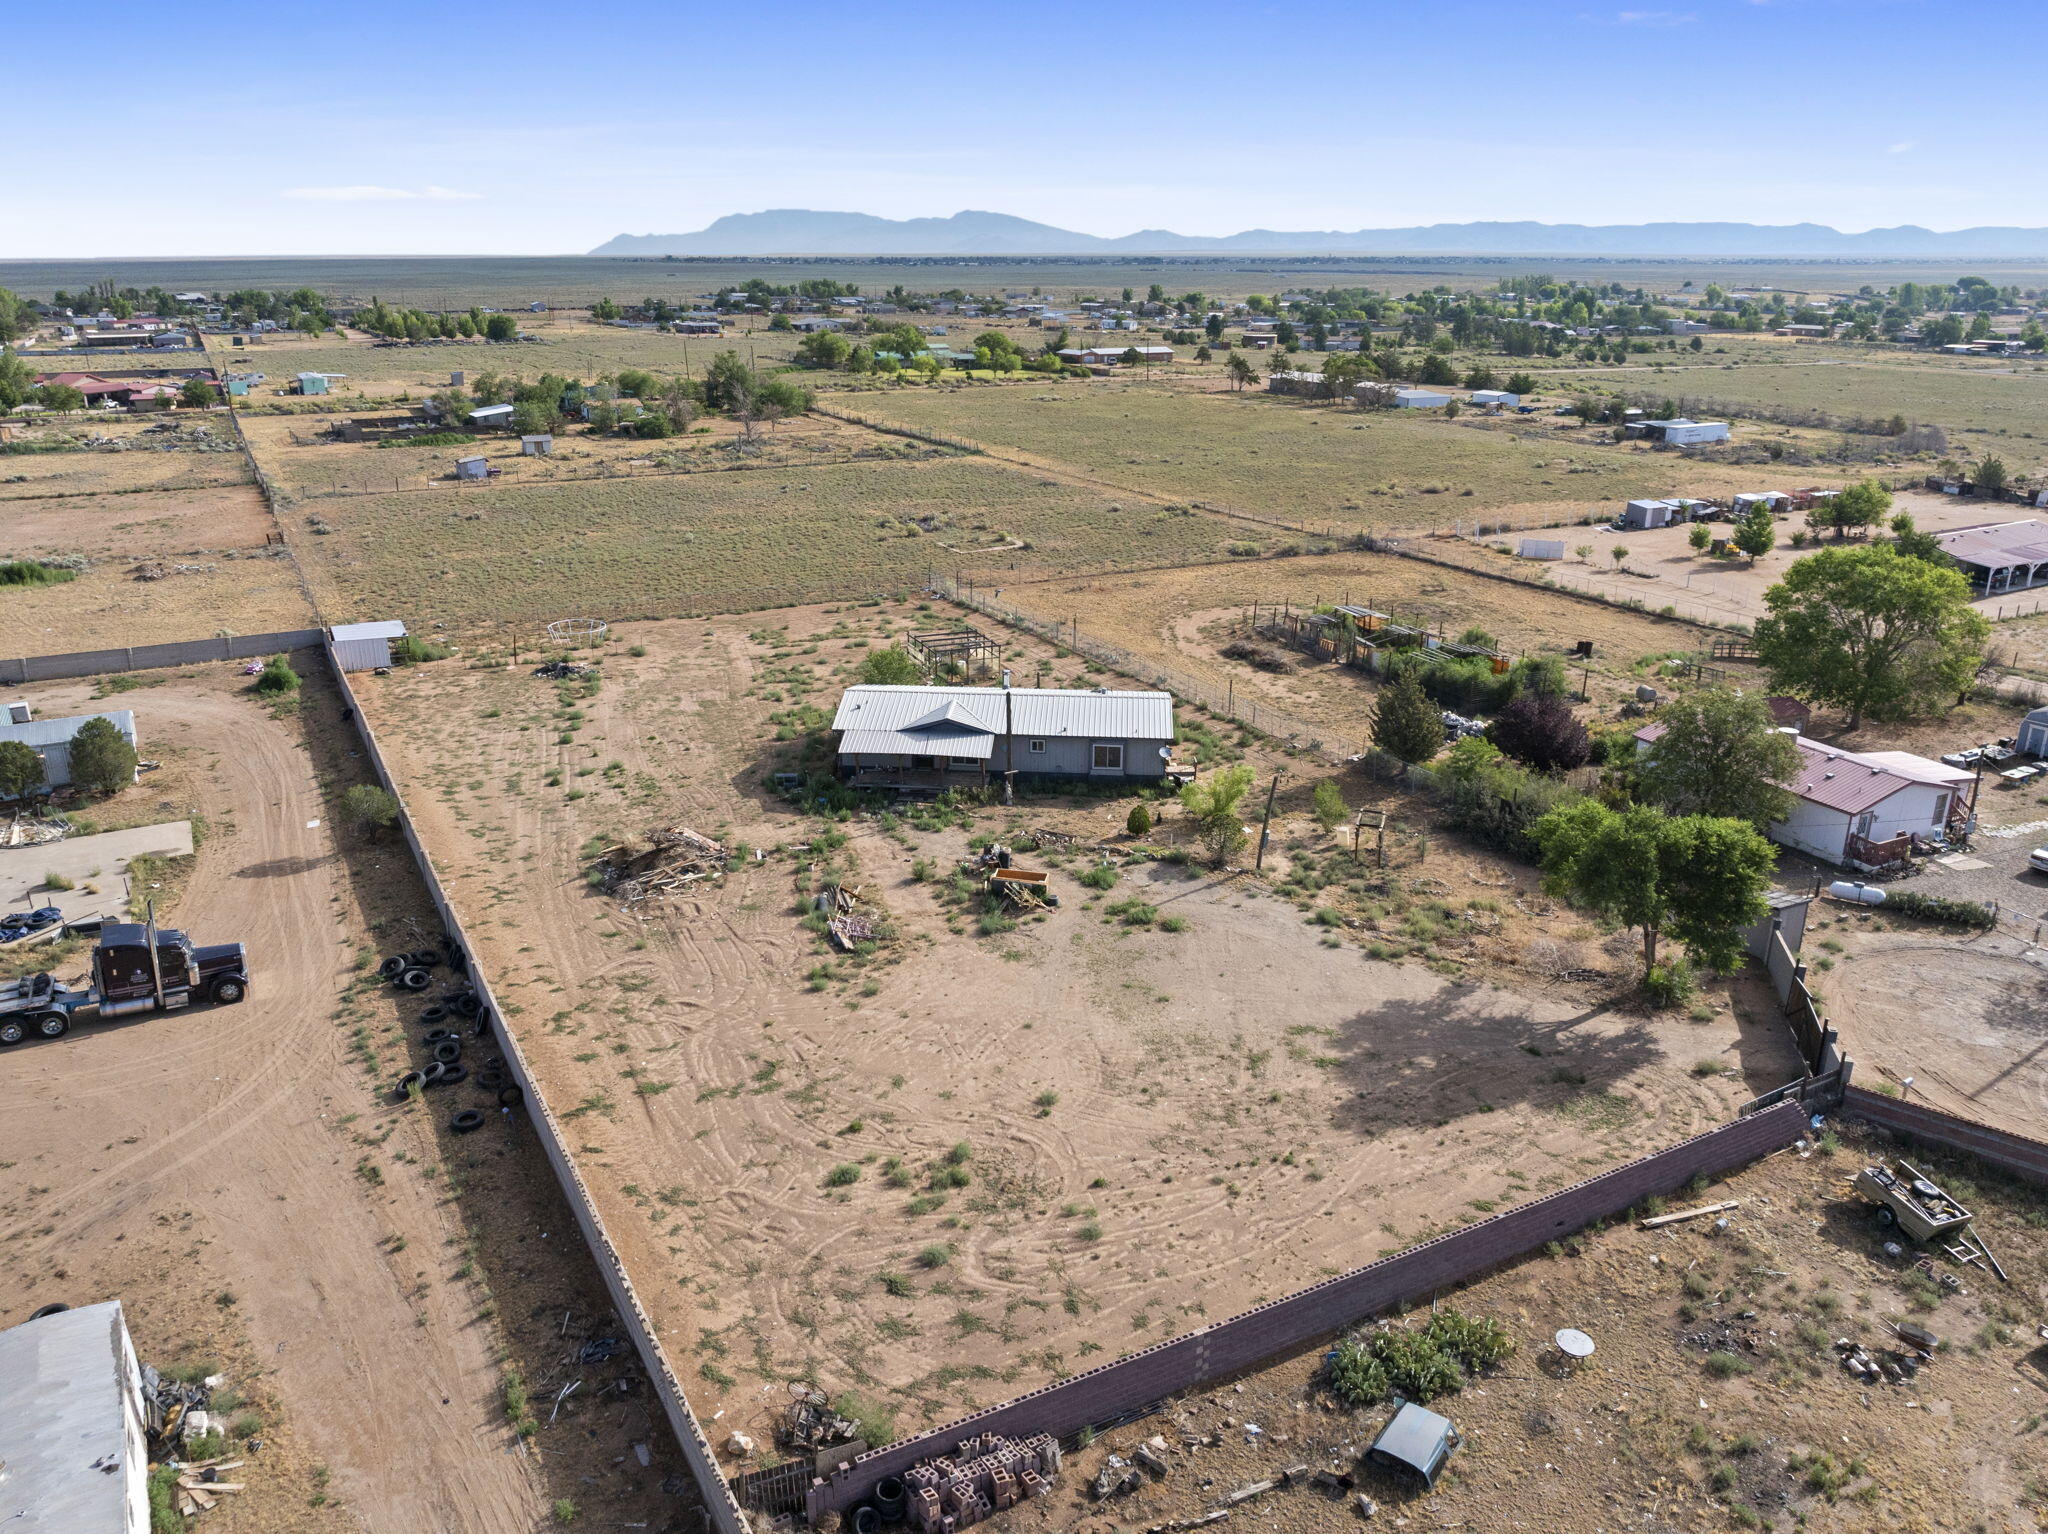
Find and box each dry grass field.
[835,382,1819,531]
[1,484,274,558]
[0,439,254,499]
[288,456,1245,627]
[237,406,928,501]
[355,599,1796,1455]
[0,555,310,653]
[989,549,1747,741]
[211,317,802,401]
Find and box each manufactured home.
[832,684,1175,786]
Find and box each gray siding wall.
[843,734,1170,778]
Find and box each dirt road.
[0,677,544,1533]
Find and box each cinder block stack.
[895,1433,1063,1530]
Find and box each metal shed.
[1368,1401,1459,1487]
[2020,706,2048,758]
[454,455,490,480]
[0,1300,151,1532]
[329,619,408,672]
[520,434,553,456]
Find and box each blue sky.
[10,0,2039,256]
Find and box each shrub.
[0,561,76,589]
[340,784,400,833]
[824,1163,860,1187]
[915,1243,952,1269]
[1644,958,1696,1008]
[390,635,453,664]
[1880,890,1991,927]
[1325,1307,1511,1408]
[1702,1350,1752,1379]
[1313,779,1348,830]
[1078,864,1118,891]
[252,653,300,695]
[1126,803,1152,836]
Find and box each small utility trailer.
[0,917,249,1045]
[1853,1158,2005,1275]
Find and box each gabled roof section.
[832,684,1174,754]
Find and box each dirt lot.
[1011,1122,2048,1534]
[353,600,1799,1461]
[0,483,277,559]
[986,550,1748,745]
[0,664,701,1532]
[1496,490,2034,626]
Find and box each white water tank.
[1828,881,1885,905]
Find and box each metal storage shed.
[1369,1401,1459,1487]
[0,1300,152,1532]
[2021,706,2048,758]
[330,619,407,671]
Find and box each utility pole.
[1254,771,1283,870]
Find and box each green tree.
[483,314,518,341]
[1126,803,1152,836]
[511,400,560,436]
[1530,801,1774,978]
[1634,688,1801,826]
[796,330,852,369]
[857,647,923,685]
[1179,764,1256,867]
[1731,501,1776,561]
[1886,512,1946,564]
[35,383,85,414]
[1370,670,1443,766]
[701,351,756,412]
[0,739,45,800]
[1486,693,1591,772]
[1975,456,2010,494]
[179,377,219,409]
[67,716,138,794]
[1688,522,1713,553]
[1824,478,1892,538]
[1313,779,1348,830]
[591,298,621,321]
[1224,353,1257,391]
[1754,544,1988,728]
[1416,354,1458,386]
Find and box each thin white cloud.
[1613,9,1695,23]
[1885,141,1916,155]
[282,184,481,202]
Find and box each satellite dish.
[1158,745,1173,760]
[1555,1328,1595,1360]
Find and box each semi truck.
[0,919,249,1045]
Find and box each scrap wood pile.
[817,881,879,951]
[594,825,729,906]
[167,1459,246,1516]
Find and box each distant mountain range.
[589,210,2048,258]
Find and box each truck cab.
[92,923,248,1015]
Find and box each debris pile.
[593,825,728,906]
[905,1432,1060,1532]
[0,814,68,848]
[781,1382,860,1456]
[130,560,220,581]
[165,1457,247,1517]
[816,882,878,951]
[533,659,594,679]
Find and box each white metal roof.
[0,1301,144,1532]
[832,685,1173,755]
[0,709,135,750]
[331,620,407,642]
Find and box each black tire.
[378,955,406,978]
[420,1005,448,1025]
[1875,1206,1896,1227]
[450,1110,486,1134]
[421,1060,449,1086]
[208,975,247,1005]
[423,1028,456,1044]
[436,1063,468,1087]
[476,1070,507,1092]
[432,1040,462,1065]
[0,1018,25,1046]
[34,1012,69,1039]
[497,1084,524,1108]
[396,969,431,991]
[395,1070,428,1100]
[451,994,482,1018]
[27,1302,70,1320]
[408,950,442,968]
[484,1055,505,1071]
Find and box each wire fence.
[931,574,1340,757]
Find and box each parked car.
[2030,848,2048,876]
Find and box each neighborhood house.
[0,708,140,794]
[1636,723,1974,871]
[1936,519,2048,596]
[831,684,1175,786]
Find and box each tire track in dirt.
[0,682,542,1534]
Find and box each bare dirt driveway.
[0,674,545,1533]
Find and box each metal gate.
[735,1459,812,1520]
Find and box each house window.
[1931,792,1950,826]
[1027,739,1046,754]
[1852,813,1875,839]
[950,757,980,769]
[1091,743,1124,772]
